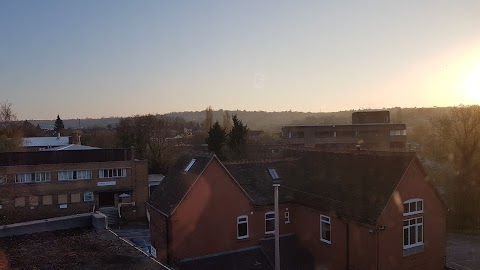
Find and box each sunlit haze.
[1,1,480,120]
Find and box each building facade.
[147,151,446,270]
[282,111,407,150]
[0,148,148,225]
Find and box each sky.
[1,1,480,120]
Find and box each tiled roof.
[148,153,214,216]
[0,227,169,270]
[225,151,416,225]
[149,150,416,224]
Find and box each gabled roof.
[148,153,214,216]
[225,151,416,225]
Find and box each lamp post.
[273,177,281,270]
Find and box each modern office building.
[282,111,407,150]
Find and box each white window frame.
[15,172,51,183]
[237,215,249,240]
[403,199,424,216]
[403,217,424,249]
[99,168,127,179]
[265,211,275,235]
[83,191,94,202]
[320,215,331,244]
[285,210,290,224]
[58,170,92,181]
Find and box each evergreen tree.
[204,106,213,131]
[206,121,226,158]
[54,115,64,133]
[228,114,248,157]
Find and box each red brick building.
[147,151,446,270]
[0,148,148,225]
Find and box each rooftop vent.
[184,159,196,172]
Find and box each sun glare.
[462,64,480,102]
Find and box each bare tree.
[0,101,22,152]
[204,106,213,131]
[430,105,480,227]
[222,110,232,133]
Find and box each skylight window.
[268,168,279,180]
[184,159,196,172]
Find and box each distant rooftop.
[40,144,100,151]
[22,136,70,147]
[0,227,168,270]
[0,148,135,166]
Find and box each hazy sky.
[1,1,480,120]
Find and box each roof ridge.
[223,157,299,165]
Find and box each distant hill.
[27,107,452,132]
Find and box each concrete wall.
[0,212,107,238]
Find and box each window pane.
[418,201,423,211]
[266,220,275,233]
[238,223,248,237]
[322,222,331,241]
[410,219,416,225]
[403,203,409,213]
[410,226,417,245]
[403,220,408,227]
[418,225,423,242]
[410,202,416,212]
[404,228,409,246]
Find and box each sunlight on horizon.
[462,63,480,103]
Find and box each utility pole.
[274,182,280,270]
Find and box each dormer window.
[184,159,196,172]
[403,199,423,216]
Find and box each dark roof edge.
[375,155,416,225]
[178,245,261,263]
[216,156,256,204]
[145,201,170,217]
[412,157,449,210]
[169,155,215,216]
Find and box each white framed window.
[265,211,275,234]
[99,168,127,178]
[58,170,92,181]
[285,210,290,224]
[320,215,331,244]
[403,217,423,249]
[390,130,407,136]
[237,215,249,239]
[83,192,94,202]
[15,172,51,183]
[403,199,423,216]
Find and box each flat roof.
[282,123,406,128]
[0,227,169,270]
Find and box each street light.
[269,168,281,270]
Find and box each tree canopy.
[54,115,65,133]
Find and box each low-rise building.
[147,151,446,270]
[0,148,148,225]
[282,111,407,150]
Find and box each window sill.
[320,239,331,245]
[403,245,424,256]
